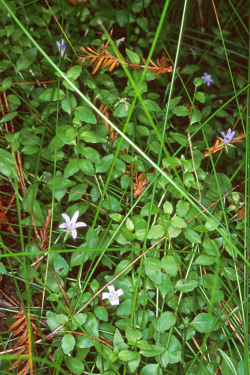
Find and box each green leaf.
[161,256,178,277]
[58,125,77,145]
[143,99,161,111]
[46,270,64,293]
[195,254,216,266]
[170,132,188,145]
[172,106,190,116]
[72,313,88,327]
[181,64,200,74]
[77,335,93,348]
[126,218,134,231]
[127,352,141,372]
[53,255,69,277]
[117,299,134,317]
[85,312,99,338]
[0,262,7,274]
[176,200,189,217]
[147,225,165,239]
[175,279,198,292]
[0,148,15,177]
[96,154,114,173]
[195,92,205,103]
[2,77,12,90]
[137,340,152,350]
[22,185,38,211]
[65,356,85,375]
[144,257,162,271]
[163,201,173,214]
[113,103,130,117]
[0,112,18,123]
[219,351,238,375]
[126,48,140,64]
[16,47,37,72]
[78,159,95,175]
[46,311,61,331]
[74,107,97,124]
[183,229,201,244]
[80,131,102,143]
[113,328,127,350]
[39,88,65,101]
[137,16,148,28]
[7,94,21,105]
[47,177,76,189]
[109,213,123,222]
[140,364,162,375]
[69,184,88,202]
[140,345,165,357]
[137,125,149,136]
[22,145,38,155]
[158,312,176,332]
[168,96,182,110]
[55,314,68,324]
[126,326,142,344]
[94,306,108,322]
[64,159,80,178]
[205,173,232,196]
[190,109,202,125]
[170,216,187,228]
[63,77,79,90]
[61,95,77,115]
[66,65,82,80]
[191,313,216,333]
[81,147,100,163]
[194,77,203,87]
[118,350,138,361]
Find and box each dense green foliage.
[0,0,249,374]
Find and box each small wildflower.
[102,285,124,306]
[116,37,126,46]
[201,72,214,87]
[56,39,67,57]
[59,210,87,239]
[221,128,235,144]
[120,97,130,111]
[193,48,198,55]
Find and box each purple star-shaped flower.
[201,72,214,87]
[56,39,67,57]
[221,128,235,144]
[59,210,87,239]
[102,285,124,306]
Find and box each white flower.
[102,285,124,306]
[201,72,214,87]
[59,210,87,239]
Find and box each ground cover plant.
[0,0,249,374]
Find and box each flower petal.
[110,298,120,306]
[221,132,225,138]
[102,292,110,300]
[71,210,79,226]
[59,223,67,229]
[116,289,124,297]
[75,221,87,228]
[56,41,61,51]
[107,285,115,294]
[71,229,77,239]
[227,128,232,135]
[61,213,70,223]
[231,131,235,138]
